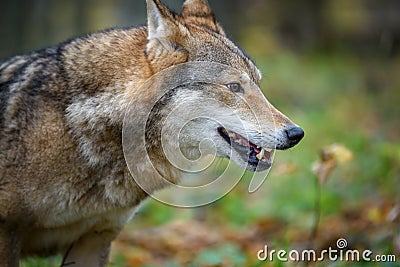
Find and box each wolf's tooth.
[256,149,265,160]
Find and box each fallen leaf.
[312,143,354,184]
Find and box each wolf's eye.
[226,83,244,94]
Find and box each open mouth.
[217,127,274,169]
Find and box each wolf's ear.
[146,0,189,72]
[181,0,225,35]
[147,0,177,40]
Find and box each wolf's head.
[143,0,304,173]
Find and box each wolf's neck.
[62,26,189,199]
[62,26,153,166]
[61,26,154,96]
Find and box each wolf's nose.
[285,126,304,146]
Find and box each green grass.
[21,256,61,267]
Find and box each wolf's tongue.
[250,143,261,154]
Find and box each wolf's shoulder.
[0,46,69,130]
[0,47,61,87]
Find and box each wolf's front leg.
[0,225,21,267]
[60,230,119,267]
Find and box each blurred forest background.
[1,0,399,266]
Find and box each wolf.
[0,0,304,266]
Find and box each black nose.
[285,126,304,146]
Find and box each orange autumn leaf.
[312,143,354,185]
